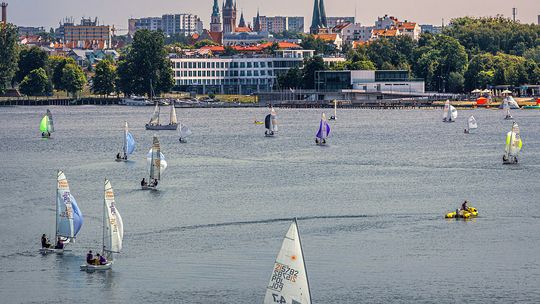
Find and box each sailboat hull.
[141,185,158,191]
[503,158,518,165]
[39,248,71,255]
[80,262,113,271]
[145,123,178,130]
[115,158,128,162]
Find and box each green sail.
[40,115,49,132]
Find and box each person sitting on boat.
[153,179,158,187]
[141,178,147,187]
[86,250,94,264]
[123,154,127,160]
[461,200,469,211]
[41,234,51,248]
[94,253,102,265]
[116,152,121,159]
[464,129,469,134]
[54,237,64,249]
[99,254,107,265]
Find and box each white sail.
[147,137,167,180]
[468,115,478,131]
[56,171,74,239]
[103,179,123,260]
[449,105,458,121]
[505,122,523,157]
[442,100,450,121]
[264,219,311,304]
[179,124,192,138]
[148,103,160,125]
[271,107,278,132]
[170,104,178,125]
[47,109,55,133]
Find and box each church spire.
[238,10,246,28]
[254,8,261,32]
[310,0,321,34]
[319,0,327,28]
[212,0,219,16]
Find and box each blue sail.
[326,121,331,137]
[316,117,331,139]
[316,120,324,139]
[71,195,83,237]
[126,132,136,155]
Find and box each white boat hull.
[80,262,113,271]
[39,247,71,255]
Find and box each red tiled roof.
[314,33,338,42]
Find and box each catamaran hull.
[145,124,178,130]
[80,262,113,271]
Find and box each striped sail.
[56,171,83,240]
[147,136,167,180]
[103,179,123,259]
[264,219,311,304]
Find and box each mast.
[294,217,312,303]
[102,178,106,255]
[55,170,59,239]
[123,122,128,158]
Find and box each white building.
[316,70,425,93]
[170,50,345,94]
[254,16,304,33]
[129,14,203,37]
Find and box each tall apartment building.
[129,14,203,37]
[254,16,304,33]
[62,17,111,49]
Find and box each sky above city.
[6,0,539,31]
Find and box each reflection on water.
[0,106,539,303]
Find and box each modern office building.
[170,49,344,94]
[315,70,425,93]
[254,16,304,33]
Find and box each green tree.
[116,30,174,97]
[19,68,51,96]
[61,63,87,97]
[302,56,326,89]
[92,59,116,96]
[15,46,48,84]
[348,60,376,70]
[523,46,540,64]
[223,45,238,56]
[48,56,77,91]
[194,39,218,48]
[447,72,465,93]
[0,23,19,94]
[300,35,336,55]
[277,67,303,89]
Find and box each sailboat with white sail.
[142,136,167,190]
[265,107,278,137]
[145,102,178,130]
[502,97,513,120]
[503,122,523,165]
[464,115,477,134]
[442,100,457,122]
[40,171,83,254]
[40,109,55,138]
[329,99,337,120]
[80,179,123,271]
[264,218,311,304]
[178,124,193,143]
[116,121,136,161]
[315,113,331,145]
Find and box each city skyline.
[6,0,539,31]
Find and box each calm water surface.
[1,106,539,303]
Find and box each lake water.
[1,106,539,303]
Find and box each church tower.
[222,0,237,33]
[254,9,262,32]
[310,0,327,34]
[210,0,222,32]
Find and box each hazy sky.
[6,0,539,31]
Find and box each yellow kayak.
[445,206,478,219]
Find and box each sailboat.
[40,109,55,138]
[142,136,167,190]
[145,102,178,130]
[265,107,278,137]
[329,99,337,120]
[465,115,478,134]
[116,121,136,161]
[503,122,523,165]
[502,97,513,120]
[264,219,311,304]
[178,124,193,143]
[442,100,457,122]
[80,179,123,271]
[315,113,331,145]
[40,171,83,254]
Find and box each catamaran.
[315,113,331,145]
[265,107,278,137]
[116,121,136,161]
[145,102,178,130]
[502,97,513,120]
[442,100,457,122]
[503,122,523,165]
[465,115,478,134]
[329,99,337,120]
[80,179,123,271]
[40,109,55,138]
[142,136,167,190]
[264,219,311,304]
[40,171,83,254]
[178,124,193,143]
